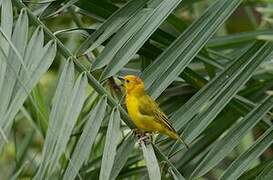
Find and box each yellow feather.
[124,75,188,148]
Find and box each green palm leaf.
[110,133,136,180]
[77,0,149,55]
[63,96,107,180]
[182,42,273,144]
[5,0,273,179]
[34,61,88,179]
[220,121,273,180]
[191,95,273,178]
[99,108,121,180]
[0,2,56,149]
[142,142,161,180]
[100,0,183,80]
[142,0,242,98]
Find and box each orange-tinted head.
[124,75,145,94]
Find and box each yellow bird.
[123,75,188,148]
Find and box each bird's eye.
[126,79,130,83]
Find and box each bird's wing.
[138,95,176,132]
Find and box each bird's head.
[123,75,145,94]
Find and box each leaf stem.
[12,0,135,129]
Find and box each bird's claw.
[132,128,143,138]
[139,134,151,145]
[132,129,152,145]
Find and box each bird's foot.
[132,129,152,145]
[136,131,152,145]
[132,128,144,139]
[139,133,152,145]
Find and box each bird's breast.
[126,95,139,121]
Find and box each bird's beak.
[118,76,124,81]
[117,76,125,86]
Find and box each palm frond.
[4,0,273,179]
[63,96,107,180]
[0,2,56,149]
[34,61,88,179]
[141,142,161,180]
[192,95,273,178]
[143,0,242,98]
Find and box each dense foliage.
[0,0,273,179]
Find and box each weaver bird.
[122,75,189,148]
